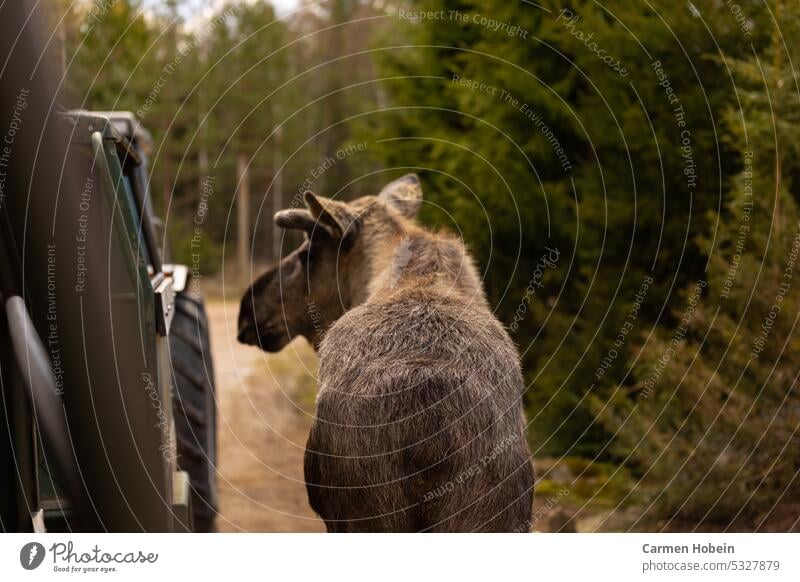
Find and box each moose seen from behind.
[238,174,534,532]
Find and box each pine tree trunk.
[236,153,250,280]
[272,127,283,263]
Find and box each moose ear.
[274,209,318,232]
[303,191,360,242]
[378,173,423,219]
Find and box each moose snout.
[237,294,259,345]
[236,313,286,351]
[237,321,258,345]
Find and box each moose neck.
[366,228,489,309]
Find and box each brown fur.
[238,174,534,532]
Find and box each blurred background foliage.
[48,0,799,530]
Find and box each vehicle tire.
[169,292,218,532]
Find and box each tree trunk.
[272,128,283,262]
[236,153,250,281]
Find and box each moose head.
[237,174,423,352]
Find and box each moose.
[238,174,534,532]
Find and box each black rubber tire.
[169,292,218,532]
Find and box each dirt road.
[207,300,325,532]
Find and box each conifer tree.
[598,0,800,529]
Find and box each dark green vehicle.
[0,2,217,532]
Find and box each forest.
[50,0,800,531]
